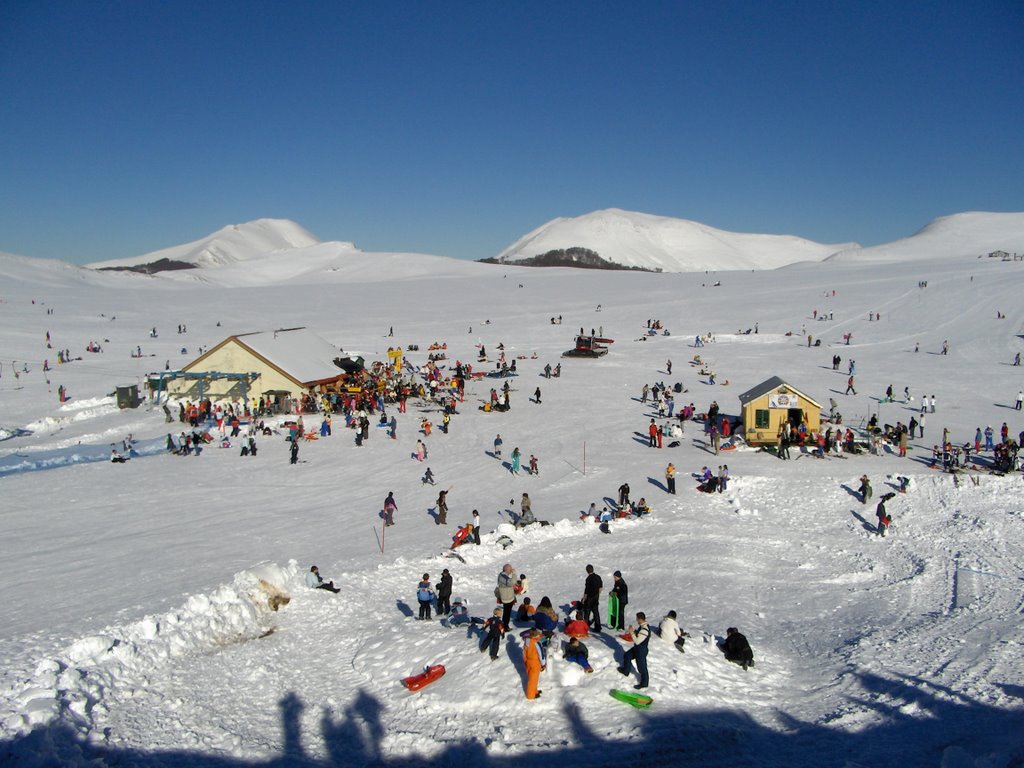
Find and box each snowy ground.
[1,249,1023,767]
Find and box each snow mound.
[2,561,299,739]
[495,208,856,272]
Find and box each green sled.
[610,689,653,709]
[607,593,619,627]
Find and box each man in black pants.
[618,612,651,689]
[582,564,603,632]
[436,568,453,616]
[610,571,629,631]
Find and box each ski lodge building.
[738,376,822,446]
[163,327,354,404]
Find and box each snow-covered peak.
[86,218,327,270]
[495,208,857,272]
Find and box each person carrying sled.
[718,626,754,670]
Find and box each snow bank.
[1,560,299,743]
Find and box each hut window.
[755,409,770,428]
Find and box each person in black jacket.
[718,627,754,670]
[582,564,603,632]
[610,571,629,630]
[436,568,453,616]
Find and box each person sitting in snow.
[564,610,590,638]
[718,626,754,670]
[563,636,593,673]
[658,610,689,653]
[305,565,340,593]
[515,596,536,622]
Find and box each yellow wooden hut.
[738,376,821,446]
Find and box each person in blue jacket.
[416,573,435,620]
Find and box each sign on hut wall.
[768,393,799,409]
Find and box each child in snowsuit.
[524,628,546,699]
[480,608,506,660]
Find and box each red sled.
[619,632,633,642]
[402,664,446,692]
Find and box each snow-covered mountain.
[825,211,1024,263]
[494,208,859,272]
[86,218,326,270]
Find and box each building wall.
[167,341,298,401]
[741,389,821,446]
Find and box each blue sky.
[2,1,1022,264]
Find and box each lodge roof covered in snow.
[185,327,347,386]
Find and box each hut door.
[787,408,804,428]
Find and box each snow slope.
[826,211,1024,264]
[495,208,858,272]
[1,237,1023,767]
